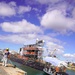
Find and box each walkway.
[0,66,9,75]
[0,63,27,75]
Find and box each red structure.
[19,39,44,61]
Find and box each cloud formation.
[41,10,75,34]
[0,1,31,17]
[63,53,75,62]
[0,34,26,44]
[0,2,16,17]
[18,6,31,14]
[0,19,42,34]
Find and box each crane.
[49,49,57,57]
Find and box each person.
[19,48,24,59]
[19,48,23,56]
[2,48,10,67]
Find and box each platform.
[0,63,27,75]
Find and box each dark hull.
[10,55,44,71]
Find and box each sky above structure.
[0,0,75,62]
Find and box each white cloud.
[18,6,31,14]
[0,34,26,44]
[32,8,39,12]
[0,2,31,17]
[0,32,63,46]
[0,2,16,17]
[0,33,38,44]
[41,10,75,34]
[37,0,59,4]
[63,53,75,58]
[63,53,75,62]
[0,19,42,34]
[46,3,67,13]
[0,34,45,44]
[9,1,16,6]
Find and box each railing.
[24,52,38,55]
[23,47,43,51]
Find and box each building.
[19,39,44,61]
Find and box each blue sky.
[0,0,75,62]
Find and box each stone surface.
[0,63,27,75]
[0,66,9,75]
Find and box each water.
[13,61,75,75]
[66,70,75,75]
[13,62,45,75]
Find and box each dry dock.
[0,63,27,75]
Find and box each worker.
[19,48,24,59]
[2,48,10,67]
